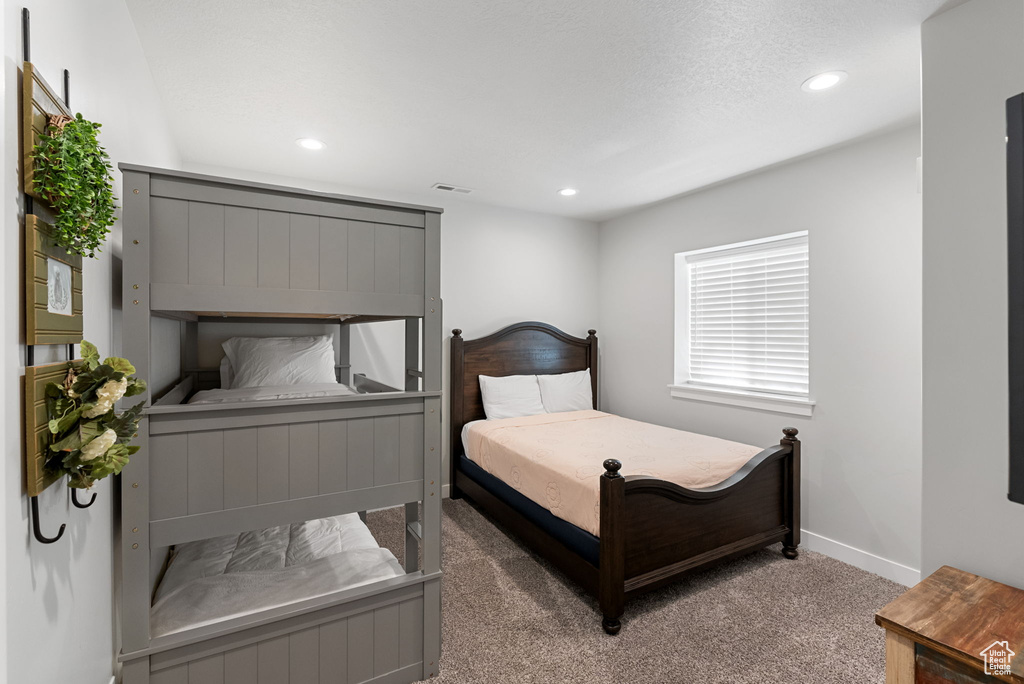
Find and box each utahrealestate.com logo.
[981,640,1015,676]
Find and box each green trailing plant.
[44,340,146,489]
[32,113,117,258]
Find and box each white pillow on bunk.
[537,369,593,413]
[478,374,546,420]
[222,335,336,389]
[218,356,234,389]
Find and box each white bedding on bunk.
[151,513,405,637]
[222,335,337,389]
[187,382,358,405]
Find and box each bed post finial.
[603,459,622,478]
[780,427,800,560]
[600,457,625,634]
[588,329,597,337]
[452,329,462,338]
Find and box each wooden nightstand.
[876,565,1024,683]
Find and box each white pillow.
[538,369,594,413]
[478,374,546,420]
[222,335,336,389]
[218,356,234,389]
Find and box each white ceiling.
[125,0,951,221]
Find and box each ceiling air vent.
[432,182,473,194]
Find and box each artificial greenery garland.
[45,341,146,489]
[32,113,117,258]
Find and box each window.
[672,231,813,416]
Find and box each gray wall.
[151,318,183,397]
[921,0,1024,584]
[598,125,923,584]
[351,320,407,391]
[2,1,181,682]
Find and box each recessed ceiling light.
[296,138,326,150]
[801,71,848,93]
[558,188,578,197]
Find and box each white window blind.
[684,233,809,397]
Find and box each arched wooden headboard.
[449,321,598,473]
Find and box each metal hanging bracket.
[30,496,66,544]
[71,489,96,509]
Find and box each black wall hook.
[30,496,65,544]
[71,489,96,509]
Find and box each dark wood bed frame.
[449,321,801,635]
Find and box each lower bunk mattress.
[151,513,404,638]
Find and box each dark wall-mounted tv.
[1009,92,1024,504]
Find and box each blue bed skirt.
[457,454,600,567]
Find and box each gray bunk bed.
[116,165,442,684]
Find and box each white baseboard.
[802,529,920,587]
[442,483,450,499]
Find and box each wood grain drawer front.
[915,643,1003,683]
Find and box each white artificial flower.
[82,377,128,418]
[80,428,117,462]
[98,376,129,403]
[82,398,113,419]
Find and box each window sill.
[668,384,815,417]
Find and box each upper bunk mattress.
[463,410,761,536]
[151,513,404,637]
[187,382,358,405]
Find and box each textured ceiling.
[125,0,947,221]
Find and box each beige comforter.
[465,410,762,536]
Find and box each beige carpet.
[366,499,905,684]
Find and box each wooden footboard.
[598,428,800,634]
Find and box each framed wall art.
[22,61,70,201]
[23,359,81,497]
[25,215,83,345]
